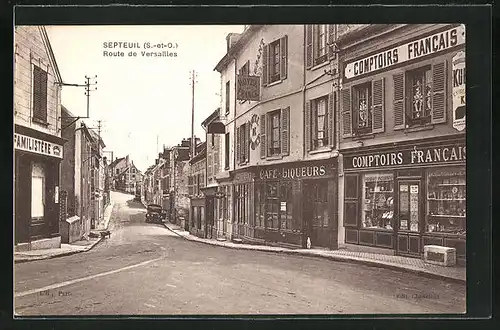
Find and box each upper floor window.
[239,61,250,76]
[269,110,281,156]
[306,94,334,151]
[341,78,385,138]
[116,169,119,175]
[32,65,48,124]
[315,25,328,64]
[393,61,447,130]
[407,66,432,126]
[237,122,249,165]
[306,25,336,69]
[225,81,230,115]
[353,83,373,134]
[262,36,288,87]
[260,107,290,158]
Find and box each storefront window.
[255,184,265,228]
[426,167,466,235]
[31,162,45,218]
[279,182,293,230]
[361,173,394,230]
[266,182,279,229]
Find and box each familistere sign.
[344,25,465,80]
[14,133,64,159]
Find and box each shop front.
[342,135,466,264]
[189,196,206,238]
[233,158,338,249]
[14,125,65,250]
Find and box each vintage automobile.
[145,204,167,223]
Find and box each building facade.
[337,24,466,264]
[109,155,142,194]
[188,142,208,238]
[214,25,342,249]
[14,26,65,251]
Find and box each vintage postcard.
[13,19,469,316]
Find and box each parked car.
[145,204,167,223]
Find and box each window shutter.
[246,121,250,161]
[281,106,290,156]
[311,100,317,146]
[33,66,48,122]
[305,100,312,152]
[280,35,288,81]
[328,25,336,60]
[431,60,447,124]
[262,44,268,87]
[328,92,335,147]
[260,114,266,158]
[341,88,352,138]
[393,72,406,130]
[306,25,313,69]
[372,78,385,133]
[236,126,241,164]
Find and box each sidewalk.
[162,221,466,284]
[14,201,116,264]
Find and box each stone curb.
[14,237,104,264]
[161,222,465,284]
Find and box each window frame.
[312,96,329,149]
[314,25,328,66]
[352,82,373,135]
[406,65,433,127]
[268,39,281,84]
[225,81,230,115]
[268,110,281,156]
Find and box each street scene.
[15,191,465,315]
[13,23,467,315]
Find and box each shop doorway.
[303,180,331,249]
[206,197,214,239]
[396,179,422,257]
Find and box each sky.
[46,25,244,172]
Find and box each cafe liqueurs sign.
[344,25,465,80]
[14,133,63,159]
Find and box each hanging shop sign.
[452,50,466,132]
[236,75,260,101]
[14,133,63,159]
[344,24,465,80]
[344,142,466,170]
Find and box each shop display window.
[279,182,293,230]
[426,167,466,235]
[266,182,279,229]
[361,173,394,230]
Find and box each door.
[303,180,331,248]
[206,197,214,239]
[396,180,422,256]
[30,162,46,239]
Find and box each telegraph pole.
[190,70,197,158]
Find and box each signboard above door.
[236,75,260,101]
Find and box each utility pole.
[58,75,97,131]
[190,70,197,159]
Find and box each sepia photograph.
[13,19,470,316]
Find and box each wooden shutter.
[431,60,447,124]
[260,114,266,158]
[305,100,312,152]
[306,25,313,69]
[372,78,385,133]
[328,92,335,147]
[311,100,317,147]
[33,65,47,122]
[245,60,250,75]
[328,25,336,60]
[281,106,290,156]
[280,35,288,81]
[393,72,406,130]
[262,44,268,87]
[341,88,352,138]
[236,126,241,164]
[246,121,250,161]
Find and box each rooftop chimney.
[226,33,242,52]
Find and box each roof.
[190,142,207,164]
[109,156,126,168]
[201,108,220,128]
[214,25,264,72]
[39,26,63,83]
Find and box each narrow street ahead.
[14,191,466,315]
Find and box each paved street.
[14,191,466,316]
